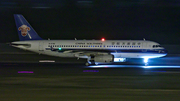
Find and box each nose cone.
[160,46,168,55]
[161,49,168,56]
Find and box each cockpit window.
[153,45,162,48]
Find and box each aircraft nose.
[162,49,168,54]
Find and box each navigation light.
[101,38,105,41]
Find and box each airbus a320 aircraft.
[11,14,168,66]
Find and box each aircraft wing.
[46,47,111,57]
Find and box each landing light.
[101,38,105,41]
[144,58,149,63]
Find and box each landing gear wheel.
[85,62,90,66]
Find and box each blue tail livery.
[14,14,43,41]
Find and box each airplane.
[11,14,168,66]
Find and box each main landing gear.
[85,62,90,66]
[85,55,95,66]
[85,61,98,66]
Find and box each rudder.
[14,14,43,41]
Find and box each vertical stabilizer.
[14,14,43,41]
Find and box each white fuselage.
[11,40,167,60]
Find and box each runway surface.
[1,44,180,100]
[1,55,180,101]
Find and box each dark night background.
[0,0,180,44]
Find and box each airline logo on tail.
[18,25,30,37]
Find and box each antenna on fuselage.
[48,38,50,40]
[143,38,146,41]
[75,38,77,40]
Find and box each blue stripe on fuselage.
[45,48,168,54]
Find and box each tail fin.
[14,14,43,41]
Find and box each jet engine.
[86,55,114,65]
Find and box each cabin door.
[39,42,44,51]
[142,42,147,52]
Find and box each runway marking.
[39,60,55,62]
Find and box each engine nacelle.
[93,55,114,64]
